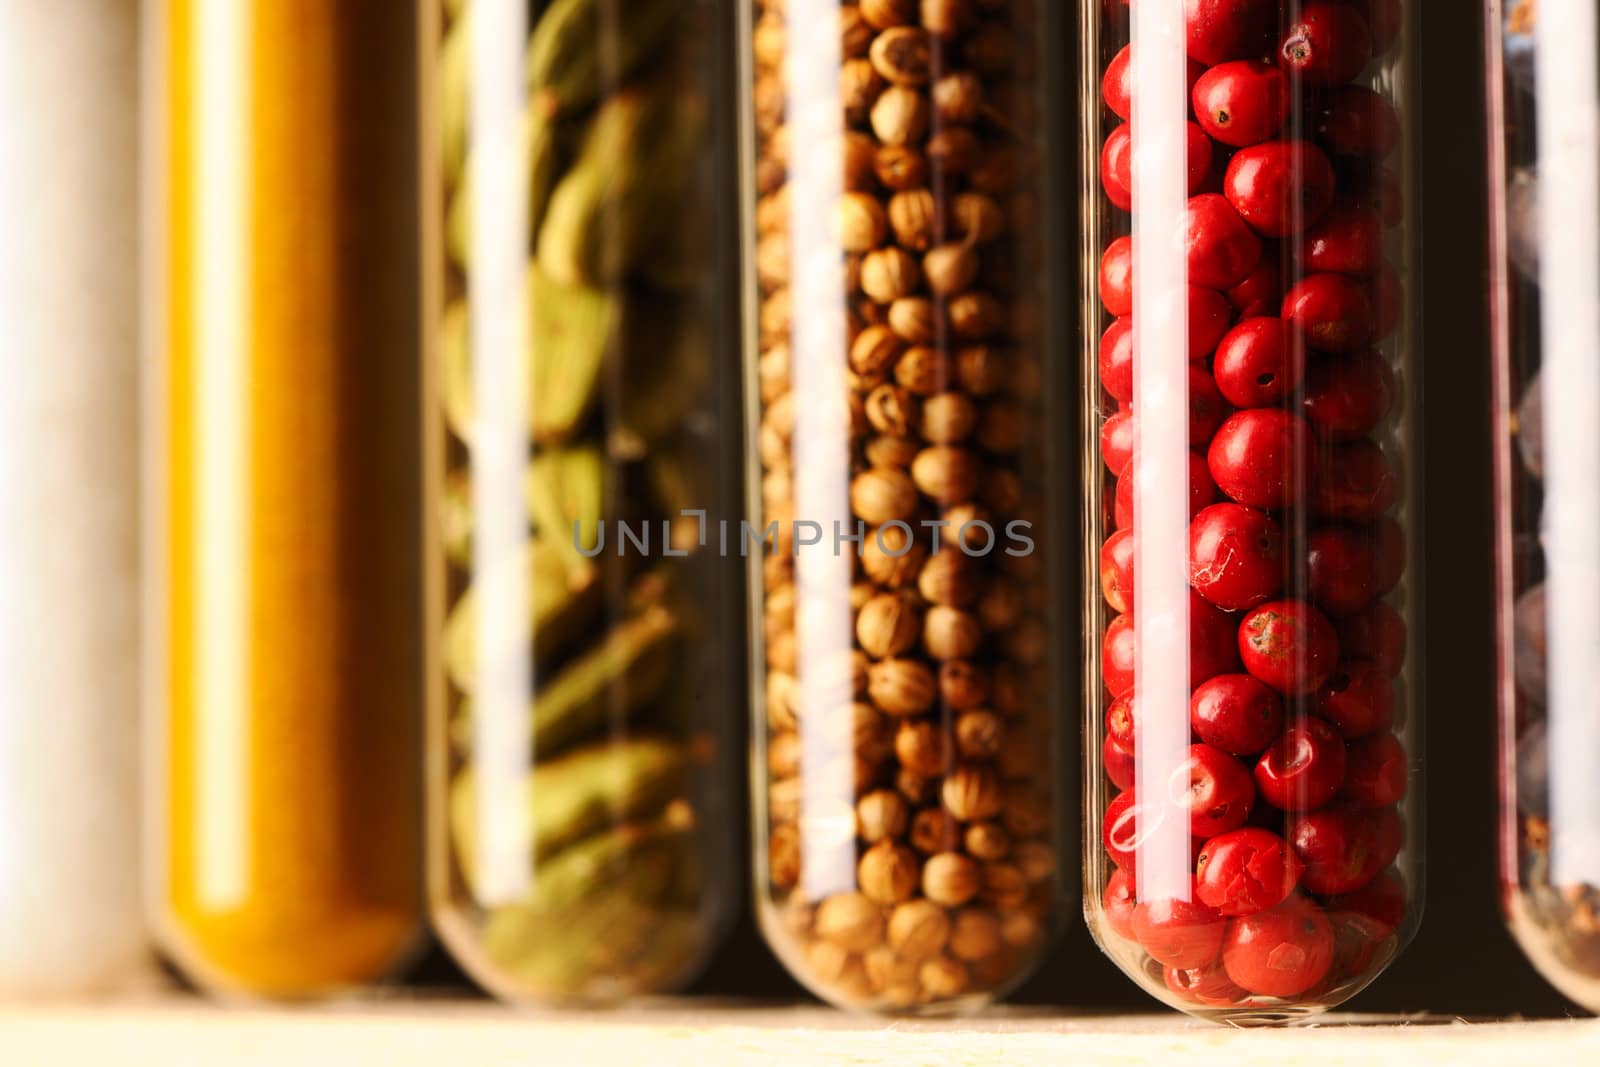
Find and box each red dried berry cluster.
[1095,0,1409,1009]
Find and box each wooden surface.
[2,1000,1598,1066]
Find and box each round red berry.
[1301,199,1386,274]
[1289,805,1381,895]
[1105,732,1138,792]
[1326,909,1392,984]
[1197,828,1304,917]
[1372,515,1405,592]
[1336,602,1406,677]
[1187,365,1228,446]
[1100,236,1134,317]
[1369,262,1404,340]
[1311,439,1400,520]
[1189,284,1236,358]
[1101,528,1136,614]
[1279,1,1373,88]
[1193,59,1290,148]
[1344,732,1408,807]
[1185,193,1263,290]
[1103,867,1139,940]
[1225,141,1338,240]
[1239,601,1341,697]
[1228,256,1283,319]
[1102,410,1135,477]
[1107,690,1139,748]
[1174,743,1256,838]
[1328,867,1406,934]
[1103,44,1206,122]
[1099,316,1135,402]
[1208,409,1316,511]
[1213,317,1306,408]
[1189,503,1286,611]
[1189,589,1247,685]
[1314,85,1401,158]
[1307,525,1382,617]
[1134,889,1227,969]
[1104,611,1137,697]
[1180,0,1281,66]
[1304,349,1395,439]
[1368,805,1404,870]
[1103,122,1213,213]
[1115,449,1217,530]
[1105,789,1156,873]
[1316,659,1396,738]
[1191,674,1285,756]
[1164,959,1247,1006]
[1255,716,1348,809]
[1222,896,1336,997]
[1283,272,1376,353]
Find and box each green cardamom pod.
[443,539,601,696]
[445,108,565,270]
[536,86,708,287]
[439,266,617,446]
[449,736,687,881]
[526,0,680,119]
[476,811,704,995]
[614,293,711,449]
[528,602,679,753]
[525,446,606,567]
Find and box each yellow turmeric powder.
[150,0,423,998]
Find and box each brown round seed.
[857,788,911,843]
[869,26,933,86]
[894,719,952,776]
[856,591,923,659]
[816,891,885,951]
[911,446,982,504]
[871,86,930,146]
[917,393,978,444]
[963,821,1011,862]
[941,763,1004,821]
[869,658,938,717]
[836,191,889,252]
[909,806,962,854]
[924,604,984,660]
[860,247,923,304]
[851,467,918,524]
[858,841,921,903]
[887,899,950,961]
[948,909,1004,963]
[954,708,1004,760]
[922,852,980,907]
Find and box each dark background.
[409,6,1577,1018]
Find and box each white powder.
[0,1,146,995]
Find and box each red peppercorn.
[1164,960,1247,1007]
[1368,262,1404,340]
[1104,789,1153,873]
[1104,611,1137,697]
[1207,409,1316,511]
[1325,909,1392,985]
[1303,349,1396,440]
[1103,43,1206,123]
[1289,805,1381,895]
[1114,449,1217,530]
[1228,256,1283,319]
[1189,502,1286,611]
[1192,59,1290,148]
[1222,895,1336,997]
[1100,235,1134,317]
[1103,866,1139,940]
[1314,85,1402,158]
[1224,140,1337,239]
[1316,659,1396,738]
[1336,601,1406,677]
[1189,588,1247,685]
[1301,199,1386,275]
[1179,0,1281,66]
[1187,364,1228,446]
[1367,804,1404,870]
[1372,515,1405,592]
[1255,716,1348,810]
[1185,193,1263,290]
[1191,674,1285,757]
[1196,827,1304,917]
[1174,743,1256,838]
[1328,867,1406,934]
[1344,732,1408,807]
[1103,122,1213,213]
[1105,732,1138,792]
[1101,410,1136,477]
[1283,272,1376,353]
[1342,162,1405,228]
[1279,2,1373,88]
[1311,439,1400,520]
[1306,524,1382,617]
[1099,316,1135,402]
[1107,690,1139,748]
[1133,889,1227,969]
[1240,601,1341,697]
[1189,284,1236,358]
[1213,317,1306,408]
[1101,528,1136,614]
